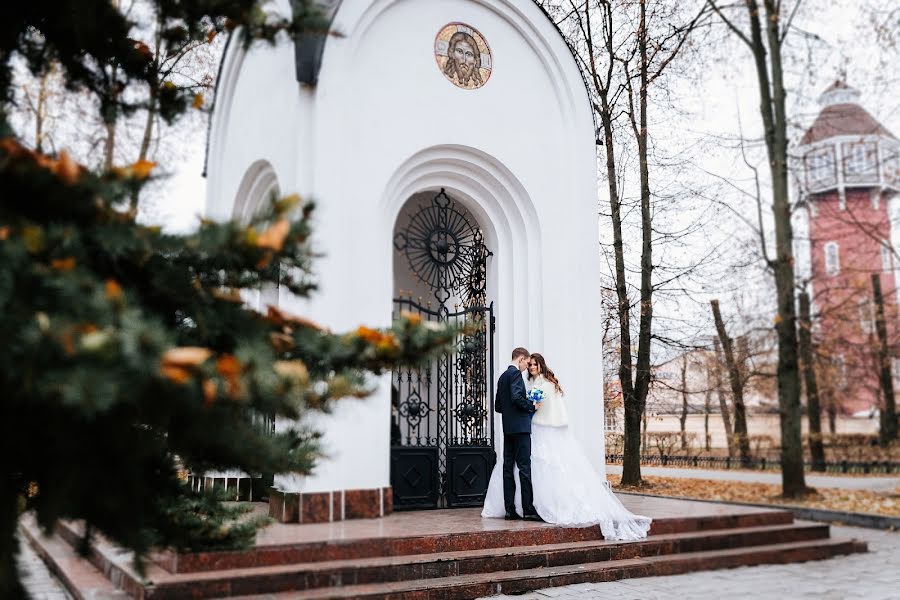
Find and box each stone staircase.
[21,500,867,600]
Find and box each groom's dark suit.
[495,364,538,517]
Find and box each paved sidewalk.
[483,525,900,600]
[18,534,72,600]
[605,464,900,492]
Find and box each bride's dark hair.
[529,353,563,394]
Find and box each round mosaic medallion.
[434,23,492,90]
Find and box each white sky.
[148,0,898,352]
[155,1,898,230]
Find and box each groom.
[495,347,541,521]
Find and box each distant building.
[795,81,900,415]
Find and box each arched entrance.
[390,189,496,510]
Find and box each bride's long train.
[482,423,652,541]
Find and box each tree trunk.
[827,393,837,435]
[762,0,808,497]
[103,120,116,170]
[138,98,156,163]
[798,291,826,471]
[641,404,648,455]
[710,300,750,463]
[712,338,735,457]
[704,389,712,451]
[622,0,655,487]
[102,61,119,171]
[729,0,809,497]
[579,0,643,488]
[872,274,898,445]
[34,70,49,153]
[130,97,157,213]
[680,354,689,449]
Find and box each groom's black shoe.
[504,513,521,520]
[523,513,544,522]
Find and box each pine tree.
[0,2,458,596]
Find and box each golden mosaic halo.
[434,22,492,90]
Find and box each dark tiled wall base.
[269,486,393,523]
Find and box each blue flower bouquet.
[528,388,543,418]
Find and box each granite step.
[153,509,795,573]
[19,518,130,600]
[40,520,834,599]
[231,538,868,600]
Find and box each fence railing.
[605,453,900,475]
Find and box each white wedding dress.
[482,375,652,541]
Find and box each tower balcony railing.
[795,135,900,198]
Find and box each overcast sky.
[146,0,898,357]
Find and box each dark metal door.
[390,189,496,510]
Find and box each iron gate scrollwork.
[391,189,495,509]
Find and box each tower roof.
[800,81,896,145]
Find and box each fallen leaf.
[131,159,156,179]
[161,346,212,368]
[266,306,324,331]
[269,332,295,353]
[274,360,309,383]
[211,288,244,303]
[105,279,123,301]
[202,378,217,406]
[160,364,191,384]
[50,257,76,271]
[609,474,900,518]
[256,219,290,251]
[52,150,81,184]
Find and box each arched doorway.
[390,189,496,510]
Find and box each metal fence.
[605,453,900,475]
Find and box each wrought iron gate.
[390,189,496,510]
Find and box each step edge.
[150,522,833,584]
[278,538,866,599]
[158,510,797,573]
[19,517,131,600]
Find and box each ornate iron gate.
[390,189,495,510]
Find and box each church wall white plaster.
[206,0,605,496]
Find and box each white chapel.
[205,0,605,520]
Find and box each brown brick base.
[268,486,393,523]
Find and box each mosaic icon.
[434,23,492,90]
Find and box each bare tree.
[707,0,812,497]
[798,289,826,471]
[872,274,898,444]
[710,299,751,463]
[711,337,735,457]
[679,354,689,449]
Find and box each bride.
[482,353,652,541]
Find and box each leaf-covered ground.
[609,475,900,518]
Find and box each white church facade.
[205,0,606,521]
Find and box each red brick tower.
[797,81,899,416]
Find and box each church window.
[824,242,840,276]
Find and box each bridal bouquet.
[528,388,544,408]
